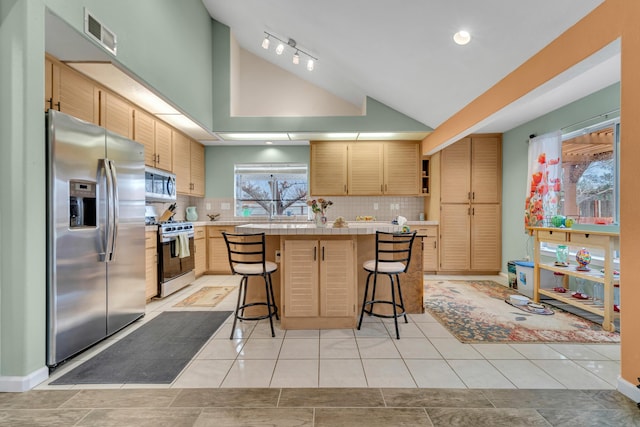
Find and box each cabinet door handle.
[322,246,325,261]
[313,246,317,261]
[55,101,61,111]
[472,207,475,215]
[381,184,384,192]
[472,191,475,200]
[385,184,388,192]
[468,191,471,200]
[157,154,160,164]
[344,184,347,194]
[48,97,53,109]
[433,241,437,249]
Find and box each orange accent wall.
[423,0,640,388]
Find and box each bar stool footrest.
[362,300,406,319]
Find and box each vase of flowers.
[307,198,333,228]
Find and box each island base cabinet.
[281,238,356,329]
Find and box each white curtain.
[524,131,562,228]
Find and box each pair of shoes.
[571,292,589,300]
[553,287,567,293]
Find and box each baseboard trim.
[0,366,49,392]
[618,376,640,403]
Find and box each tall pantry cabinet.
[439,135,502,272]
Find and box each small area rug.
[424,280,620,344]
[52,311,231,385]
[174,286,234,307]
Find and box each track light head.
[261,31,317,71]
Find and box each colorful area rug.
[174,286,234,308]
[424,280,620,343]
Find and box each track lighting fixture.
[261,31,318,71]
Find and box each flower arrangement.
[307,198,333,216]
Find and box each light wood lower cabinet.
[145,231,158,301]
[194,226,206,277]
[281,238,356,328]
[415,225,438,272]
[207,226,235,274]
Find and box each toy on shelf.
[575,248,592,271]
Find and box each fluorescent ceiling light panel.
[218,132,291,140]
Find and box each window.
[560,118,620,225]
[234,163,308,217]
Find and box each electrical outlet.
[373,203,378,210]
[221,203,230,210]
[275,250,281,263]
[205,203,211,210]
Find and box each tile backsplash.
[150,195,427,222]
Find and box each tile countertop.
[193,220,438,227]
[233,221,438,235]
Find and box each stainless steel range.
[157,221,195,297]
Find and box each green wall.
[0,0,47,384]
[206,146,310,198]
[44,0,214,130]
[501,83,620,272]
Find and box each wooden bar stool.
[357,231,417,339]
[223,232,279,339]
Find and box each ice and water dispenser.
[69,180,96,228]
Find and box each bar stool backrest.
[373,231,417,273]
[222,232,267,274]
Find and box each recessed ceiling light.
[265,141,273,145]
[453,30,471,45]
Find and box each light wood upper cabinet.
[154,120,173,172]
[440,138,471,203]
[440,136,501,204]
[348,142,384,195]
[310,142,349,195]
[134,109,155,166]
[310,141,420,196]
[190,140,205,197]
[134,110,173,172]
[172,131,205,197]
[46,57,98,125]
[471,136,501,203]
[173,131,191,194]
[384,142,421,195]
[100,91,133,139]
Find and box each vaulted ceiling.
[202,0,619,133]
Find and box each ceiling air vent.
[84,9,117,55]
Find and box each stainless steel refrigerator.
[46,110,146,367]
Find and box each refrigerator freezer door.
[105,131,146,335]
[46,110,108,367]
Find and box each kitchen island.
[234,222,424,329]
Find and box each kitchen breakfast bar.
[232,222,425,330]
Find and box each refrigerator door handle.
[98,159,111,262]
[100,158,116,263]
[108,159,120,261]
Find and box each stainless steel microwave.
[145,167,176,202]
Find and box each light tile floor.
[37,274,621,391]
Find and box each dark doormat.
[51,311,231,385]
